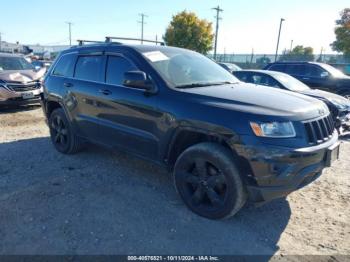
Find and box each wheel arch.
[165,127,253,180]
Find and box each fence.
[208,53,350,70]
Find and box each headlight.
[250,121,296,138]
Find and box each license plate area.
[325,142,340,167]
[22,92,34,99]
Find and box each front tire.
[49,108,83,154]
[173,142,247,219]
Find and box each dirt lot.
[0,106,349,257]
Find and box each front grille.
[6,82,41,92]
[304,114,335,145]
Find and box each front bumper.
[0,86,42,106]
[233,133,339,203]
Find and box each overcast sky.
[0,0,348,54]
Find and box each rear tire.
[173,142,247,219]
[49,108,83,154]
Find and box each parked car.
[0,53,45,106]
[32,60,53,70]
[233,70,350,133]
[263,61,350,98]
[42,43,340,219]
[218,62,242,73]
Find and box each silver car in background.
[0,53,46,106]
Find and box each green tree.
[331,8,350,57]
[163,11,214,54]
[279,45,314,61]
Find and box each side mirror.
[123,71,155,92]
[320,71,329,78]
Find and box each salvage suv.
[41,42,340,219]
[0,53,45,106]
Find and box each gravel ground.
[0,106,349,257]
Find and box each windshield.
[319,63,345,78]
[0,56,34,71]
[142,48,240,88]
[274,73,310,91]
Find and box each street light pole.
[138,13,148,44]
[274,18,285,62]
[212,5,223,61]
[65,22,73,46]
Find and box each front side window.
[142,48,239,88]
[52,53,76,77]
[106,56,137,86]
[74,55,104,82]
[304,65,326,78]
[0,56,34,71]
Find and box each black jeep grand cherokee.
[41,43,340,219]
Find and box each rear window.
[52,53,76,77]
[74,56,104,82]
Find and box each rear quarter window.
[52,53,76,77]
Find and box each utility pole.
[274,18,285,62]
[138,13,148,44]
[0,32,2,52]
[212,5,223,61]
[290,39,293,51]
[65,22,73,46]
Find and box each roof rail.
[76,39,109,46]
[105,36,165,46]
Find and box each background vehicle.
[264,62,350,98]
[233,70,350,133]
[0,53,45,106]
[218,62,242,73]
[42,42,339,219]
[31,60,53,70]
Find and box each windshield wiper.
[175,81,237,89]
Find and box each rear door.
[67,52,107,140]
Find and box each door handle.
[98,89,112,95]
[64,82,73,87]
[302,77,310,80]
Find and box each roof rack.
[105,36,165,46]
[76,39,111,46]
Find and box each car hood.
[181,83,329,120]
[299,89,350,110]
[0,69,45,83]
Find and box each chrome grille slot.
[304,114,334,145]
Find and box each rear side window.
[268,64,285,72]
[52,53,76,77]
[233,72,250,82]
[106,56,137,86]
[74,56,104,82]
